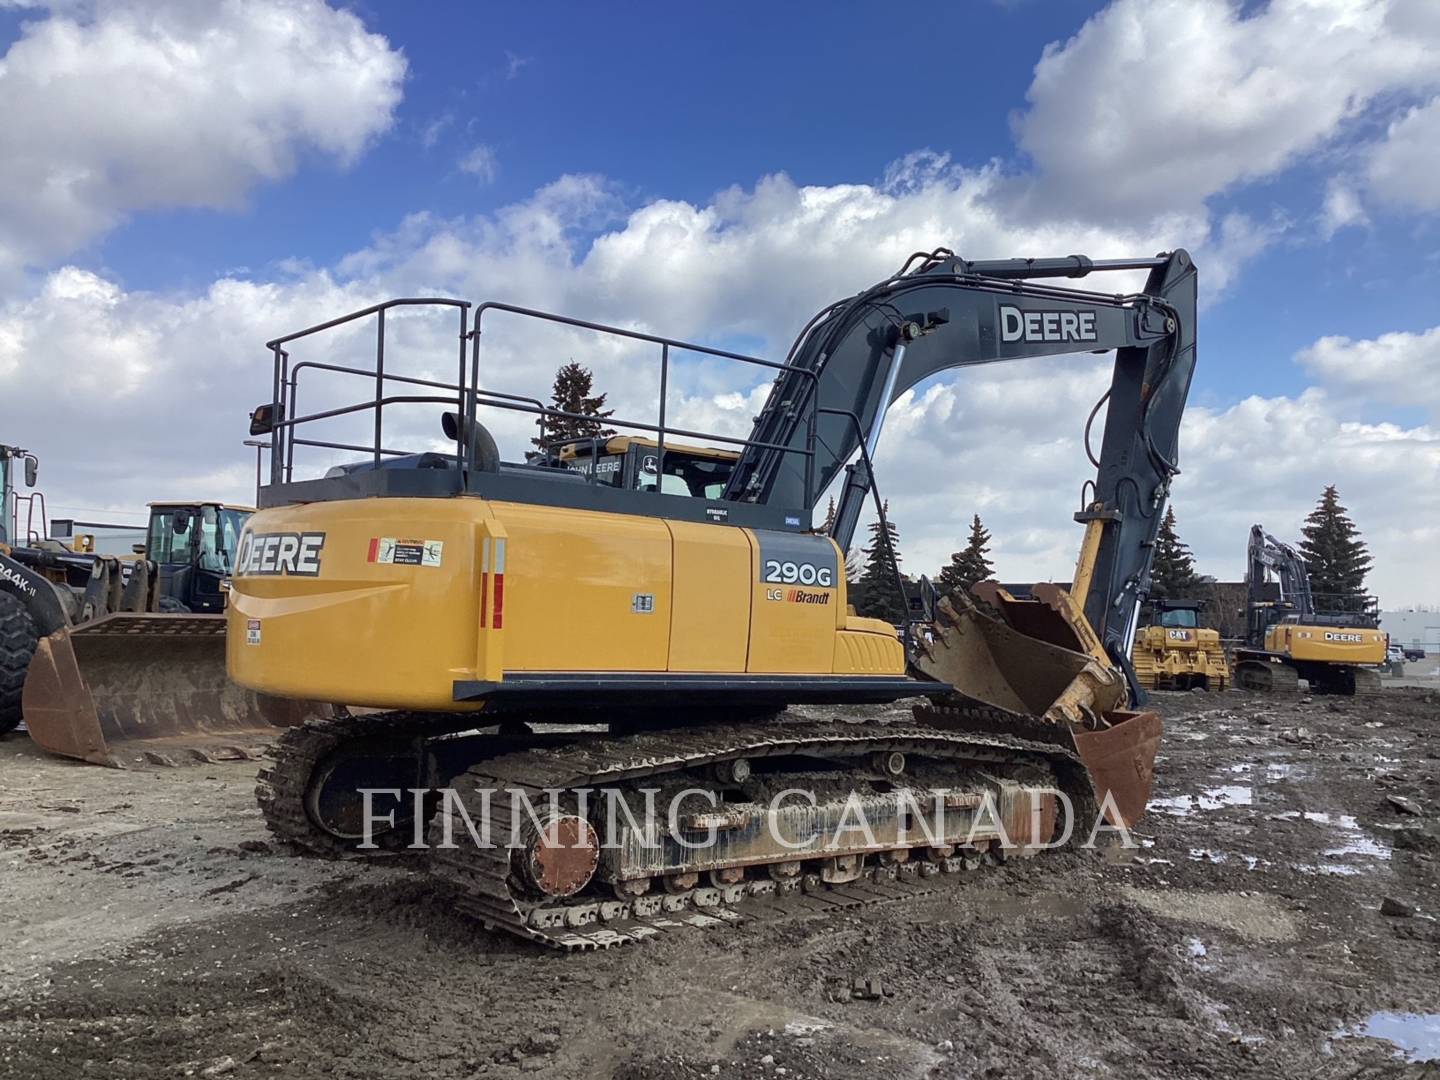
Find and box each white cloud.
[4,166,1437,606]
[1297,325,1440,420]
[458,145,499,184]
[1366,95,1440,212]
[1017,0,1440,219]
[3,0,1439,610]
[1320,180,1367,237]
[0,0,405,277]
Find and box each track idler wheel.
[516,811,599,899]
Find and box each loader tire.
[0,591,39,734]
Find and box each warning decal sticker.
[368,538,444,567]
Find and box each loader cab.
[145,501,252,613]
[0,444,39,547]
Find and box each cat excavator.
[230,247,1197,949]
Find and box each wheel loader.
[1130,599,1229,691]
[1234,525,1384,694]
[231,249,1197,949]
[0,447,307,764]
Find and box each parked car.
[1385,644,1406,672]
[1402,644,1427,662]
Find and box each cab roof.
[148,501,255,513]
[557,436,739,462]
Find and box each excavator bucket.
[912,595,1160,829]
[20,613,313,768]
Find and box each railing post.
[656,343,668,493]
[374,309,385,469]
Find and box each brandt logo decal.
[236,531,325,577]
[999,304,1098,345]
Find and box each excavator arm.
[1247,524,1315,617]
[726,249,1198,680]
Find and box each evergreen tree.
[820,496,836,533]
[1298,485,1372,612]
[853,502,907,624]
[936,514,995,599]
[533,361,616,450]
[1150,505,1200,599]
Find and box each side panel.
[666,521,752,673]
[746,532,844,674]
[227,498,485,709]
[1275,624,1387,664]
[488,502,673,673]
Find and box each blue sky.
[1,0,1437,603]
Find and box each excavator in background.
[230,247,1196,949]
[1234,525,1384,694]
[1130,598,1229,691]
[0,445,304,764]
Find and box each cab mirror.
[249,404,275,436]
[23,455,37,487]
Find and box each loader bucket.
[21,613,314,768]
[913,596,1160,828]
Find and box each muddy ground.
[2,683,1438,1080]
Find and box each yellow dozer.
[1130,599,1229,691]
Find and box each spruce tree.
[533,361,616,450]
[936,514,995,599]
[820,496,836,534]
[853,502,907,624]
[1298,485,1372,612]
[1150,505,1200,599]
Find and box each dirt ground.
[2,682,1438,1080]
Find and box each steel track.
[259,710,1098,951]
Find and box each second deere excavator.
[1235,525,1384,694]
[230,247,1197,949]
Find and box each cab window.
[1159,608,1198,629]
[147,508,196,565]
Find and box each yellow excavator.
[1234,525,1384,694]
[1130,599,1229,691]
[231,249,1197,948]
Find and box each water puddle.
[1270,812,1393,875]
[1150,785,1253,816]
[1188,848,1264,870]
[1333,1012,1440,1061]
